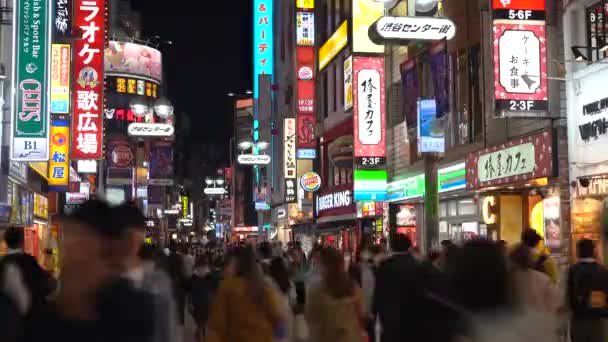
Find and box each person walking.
[567,239,608,342]
[206,246,285,342]
[306,247,365,342]
[190,254,223,341]
[167,241,190,342]
[268,258,296,342]
[373,234,427,342]
[521,229,559,284]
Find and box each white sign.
[284,118,297,179]
[344,55,353,111]
[66,192,88,205]
[77,160,97,174]
[498,29,541,95]
[237,154,272,165]
[296,12,314,46]
[371,16,456,42]
[316,190,352,214]
[297,148,317,159]
[298,66,313,80]
[149,179,174,186]
[204,187,227,195]
[477,143,535,182]
[127,123,175,137]
[163,209,180,215]
[357,69,382,145]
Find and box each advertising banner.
[417,99,445,153]
[50,44,71,114]
[297,113,316,149]
[106,139,134,168]
[72,0,105,159]
[296,12,314,46]
[253,0,273,98]
[104,41,162,82]
[283,118,296,179]
[400,57,419,126]
[11,0,51,161]
[344,55,353,111]
[352,0,384,53]
[48,120,70,191]
[149,142,174,185]
[319,20,347,71]
[296,0,313,9]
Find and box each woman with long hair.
[206,246,285,342]
[306,247,364,342]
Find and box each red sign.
[234,226,259,233]
[297,80,315,113]
[297,113,316,148]
[492,0,545,11]
[353,56,386,158]
[105,108,145,122]
[72,0,105,159]
[296,43,316,153]
[493,21,547,113]
[465,130,553,190]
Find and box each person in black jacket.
[0,226,55,316]
[373,233,428,342]
[567,239,608,342]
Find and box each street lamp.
[129,96,150,117]
[256,141,270,151]
[370,0,399,10]
[154,97,174,119]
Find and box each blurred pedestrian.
[167,241,190,341]
[521,229,558,284]
[306,247,364,342]
[206,246,285,342]
[373,233,426,342]
[567,239,608,342]
[348,235,376,342]
[268,257,296,342]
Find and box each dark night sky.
[131,0,253,145]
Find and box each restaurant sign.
[466,130,553,189]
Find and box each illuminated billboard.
[105,41,162,82]
[352,0,384,53]
[48,120,70,191]
[50,44,71,114]
[319,20,348,71]
[253,0,274,98]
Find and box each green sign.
[388,163,467,201]
[12,0,50,161]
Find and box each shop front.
[272,204,290,243]
[465,130,564,251]
[388,161,484,247]
[315,185,359,256]
[567,59,608,261]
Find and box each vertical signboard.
[72,0,105,159]
[48,119,70,191]
[417,99,445,153]
[353,56,387,201]
[53,0,72,37]
[284,118,296,179]
[296,20,316,157]
[11,0,51,161]
[344,55,353,111]
[149,142,174,186]
[493,0,548,117]
[296,12,314,46]
[253,0,273,98]
[50,44,71,114]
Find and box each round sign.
[300,172,322,192]
[111,145,134,167]
[51,132,67,147]
[298,66,313,80]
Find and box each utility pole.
[423,153,439,251]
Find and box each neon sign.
[253,0,273,98]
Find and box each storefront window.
[439,202,447,218]
[448,200,457,217]
[458,199,477,216]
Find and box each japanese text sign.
[297,12,314,46]
[11,0,51,161]
[48,120,70,191]
[253,0,273,98]
[53,0,72,37]
[72,0,105,159]
[493,21,548,116]
[319,20,348,71]
[127,123,175,138]
[285,179,297,203]
[370,16,457,44]
[297,80,315,113]
[492,0,546,20]
[465,130,553,189]
[284,118,297,179]
[50,44,71,114]
[493,0,545,10]
[353,57,386,160]
[344,56,353,111]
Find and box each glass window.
[439,202,447,218]
[458,199,477,216]
[448,200,457,217]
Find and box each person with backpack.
[521,228,559,284]
[567,239,608,342]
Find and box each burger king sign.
[301,172,322,192]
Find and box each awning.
[316,213,357,224]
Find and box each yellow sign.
[352,0,384,53]
[33,193,48,219]
[181,196,189,218]
[50,44,71,114]
[48,121,70,190]
[319,20,348,71]
[29,162,48,180]
[296,0,314,9]
[482,196,497,224]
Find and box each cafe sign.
[466,130,553,189]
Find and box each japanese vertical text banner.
[11,0,51,161]
[353,56,387,202]
[50,44,71,114]
[253,0,273,98]
[493,0,548,117]
[48,119,70,191]
[72,0,105,159]
[284,118,297,203]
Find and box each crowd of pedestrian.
[2,198,608,342]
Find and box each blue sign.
[51,101,69,113]
[417,99,445,153]
[297,148,316,159]
[253,0,274,98]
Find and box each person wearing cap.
[521,228,559,284]
[113,203,177,342]
[21,199,156,342]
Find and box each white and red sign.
[296,46,316,153]
[284,118,297,178]
[72,0,105,159]
[353,56,386,159]
[492,0,545,11]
